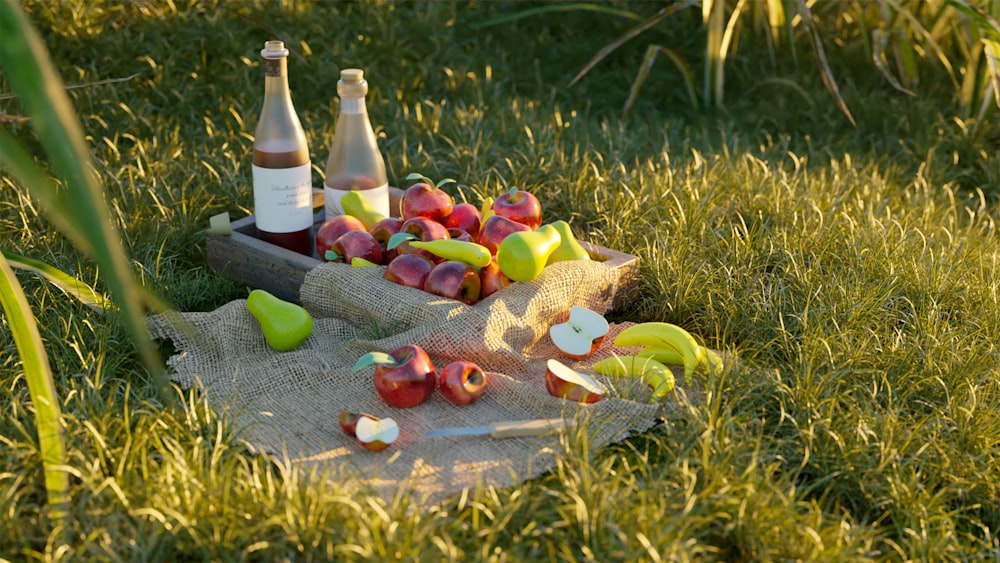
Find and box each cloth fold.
[148,259,669,505]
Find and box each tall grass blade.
[569,1,698,87]
[766,0,787,45]
[0,0,168,396]
[704,0,725,107]
[622,44,698,120]
[883,0,958,89]
[948,0,1000,115]
[3,251,113,311]
[473,2,644,29]
[796,0,857,126]
[716,0,751,108]
[0,253,69,528]
[872,29,917,96]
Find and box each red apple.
[400,179,454,222]
[477,214,531,255]
[444,202,482,236]
[393,217,451,260]
[383,253,436,289]
[370,216,403,263]
[438,360,487,406]
[549,306,610,360]
[354,345,437,408]
[354,415,400,451]
[545,359,606,404]
[326,229,383,265]
[447,228,472,242]
[424,260,482,305]
[492,187,542,230]
[479,256,511,298]
[316,214,366,257]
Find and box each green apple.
[246,289,313,352]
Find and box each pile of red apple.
[343,343,488,450]
[315,173,589,305]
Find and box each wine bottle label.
[252,163,313,232]
[324,183,390,219]
[339,97,364,115]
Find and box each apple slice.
[354,415,400,451]
[339,410,377,437]
[545,359,607,404]
[549,306,610,360]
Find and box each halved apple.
[549,306,610,359]
[339,410,377,437]
[354,415,400,451]
[545,359,607,404]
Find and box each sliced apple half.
[545,358,607,404]
[549,306,610,360]
[354,415,400,451]
[339,410,377,437]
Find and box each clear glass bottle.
[252,40,313,255]
[323,68,389,219]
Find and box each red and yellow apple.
[545,359,607,404]
[438,360,488,406]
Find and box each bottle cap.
[340,69,364,84]
[338,68,368,97]
[261,40,289,59]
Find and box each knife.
[425,418,566,439]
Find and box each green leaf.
[352,352,396,372]
[0,253,69,526]
[3,251,113,311]
[387,232,417,251]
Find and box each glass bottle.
[252,40,313,255]
[323,68,389,220]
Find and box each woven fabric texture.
[148,259,670,505]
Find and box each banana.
[636,346,685,366]
[702,347,723,376]
[614,322,701,385]
[640,345,724,376]
[592,355,675,400]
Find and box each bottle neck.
[263,57,291,103]
[339,95,367,116]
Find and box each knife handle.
[489,419,565,438]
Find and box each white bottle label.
[325,184,390,219]
[252,163,313,233]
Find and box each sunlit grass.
[2,0,1000,559]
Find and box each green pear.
[496,224,562,282]
[546,220,592,264]
[341,190,386,231]
[246,289,313,352]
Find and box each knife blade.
[425,418,566,439]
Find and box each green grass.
[3,0,1000,560]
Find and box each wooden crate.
[206,189,639,307]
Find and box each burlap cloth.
[147,260,679,505]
